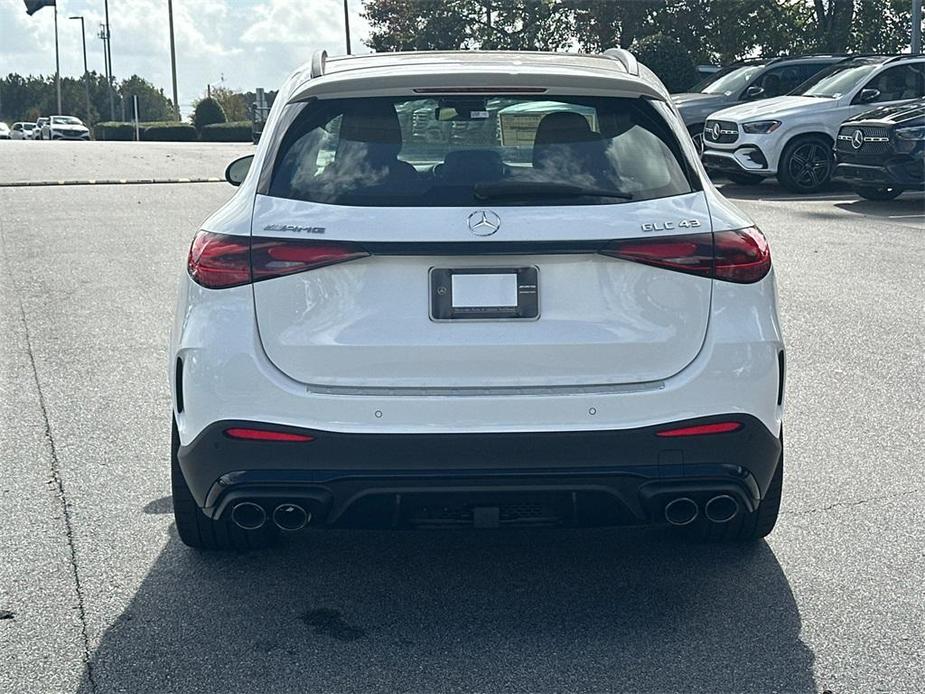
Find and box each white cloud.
[0,0,371,116]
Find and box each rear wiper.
[474,180,633,201]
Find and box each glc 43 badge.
[641,220,702,232]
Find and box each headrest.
[340,104,403,145]
[534,112,596,146]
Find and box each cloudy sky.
[0,0,372,114]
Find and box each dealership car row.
[1,114,91,141]
[673,53,925,200]
[2,53,922,199]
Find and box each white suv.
[169,49,785,550]
[702,55,925,192]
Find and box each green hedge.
[93,120,251,142]
[200,121,253,142]
[94,122,135,141]
[140,122,197,141]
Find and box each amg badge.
[263,224,326,234]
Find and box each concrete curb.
[0,177,224,188]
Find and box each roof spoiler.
[603,48,639,76]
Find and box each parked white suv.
[169,49,785,550]
[41,115,91,140]
[702,55,925,192]
[10,122,37,140]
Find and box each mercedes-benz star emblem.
[852,129,864,150]
[711,123,721,140]
[467,210,501,236]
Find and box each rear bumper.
[178,414,782,528]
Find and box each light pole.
[53,3,62,113]
[913,0,922,54]
[70,16,92,125]
[343,0,351,54]
[167,0,180,119]
[104,0,115,120]
[97,23,115,120]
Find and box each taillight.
[713,227,771,283]
[187,232,251,289]
[656,421,742,437]
[187,231,369,289]
[600,227,771,284]
[600,233,713,279]
[251,238,369,283]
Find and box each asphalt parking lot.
[0,142,923,694]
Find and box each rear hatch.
[250,92,713,391]
[251,194,712,390]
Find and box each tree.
[568,0,662,52]
[119,75,174,122]
[632,33,699,92]
[192,96,227,130]
[363,0,573,51]
[209,86,249,122]
[811,0,855,52]
[0,71,171,125]
[849,0,913,52]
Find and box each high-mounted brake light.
[224,427,315,442]
[412,87,547,94]
[600,227,771,284]
[187,231,369,289]
[656,422,742,437]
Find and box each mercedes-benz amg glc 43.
[169,49,785,549]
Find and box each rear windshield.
[267,96,694,207]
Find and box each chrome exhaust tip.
[230,502,267,530]
[704,495,739,523]
[272,503,310,531]
[664,497,699,526]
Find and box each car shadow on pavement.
[834,193,925,220]
[76,521,816,693]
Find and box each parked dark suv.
[833,98,925,200]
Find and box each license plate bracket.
[430,267,538,320]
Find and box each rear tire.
[778,135,833,193]
[726,172,765,186]
[856,186,902,201]
[679,435,783,542]
[171,418,277,550]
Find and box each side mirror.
[744,85,765,99]
[857,88,880,104]
[225,154,254,187]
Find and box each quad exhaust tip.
[272,503,310,531]
[704,495,740,523]
[664,497,698,526]
[230,502,267,530]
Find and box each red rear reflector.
[224,427,315,442]
[600,227,771,284]
[656,422,742,438]
[187,231,369,289]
